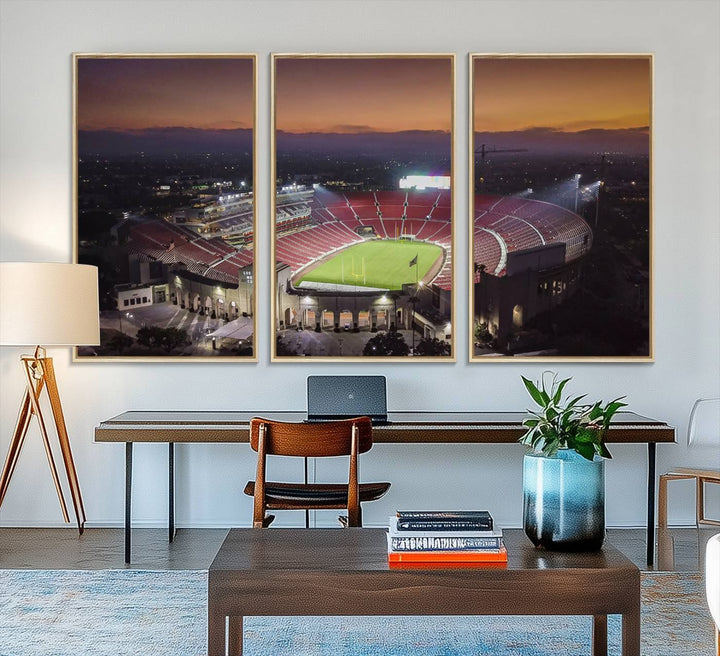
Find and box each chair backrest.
[249,417,373,457]
[688,398,720,447]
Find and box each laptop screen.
[307,375,387,422]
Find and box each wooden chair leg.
[658,474,669,528]
[697,476,704,527]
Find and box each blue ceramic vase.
[522,448,606,551]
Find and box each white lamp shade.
[0,262,100,346]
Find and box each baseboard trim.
[0,520,676,530]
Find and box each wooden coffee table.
[208,528,640,656]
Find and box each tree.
[474,322,492,344]
[363,331,410,356]
[136,326,189,353]
[107,332,133,353]
[414,337,451,356]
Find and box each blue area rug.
[0,569,714,655]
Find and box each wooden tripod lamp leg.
[0,390,34,506]
[20,356,71,524]
[0,354,86,534]
[41,357,86,533]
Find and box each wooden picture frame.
[73,54,257,361]
[271,54,455,362]
[469,54,653,362]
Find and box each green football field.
[297,240,443,290]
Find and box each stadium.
[473,194,593,354]
[103,182,592,357]
[274,183,453,356]
[119,196,254,321]
[273,182,593,357]
[89,195,256,356]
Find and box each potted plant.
[519,372,626,551]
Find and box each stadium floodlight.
[574,174,581,213]
[399,175,450,191]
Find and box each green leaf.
[566,394,587,409]
[545,438,561,457]
[521,376,547,407]
[588,403,603,421]
[575,429,595,443]
[602,399,627,426]
[552,377,571,404]
[576,442,595,461]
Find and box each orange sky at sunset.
[275,57,452,134]
[473,56,651,133]
[77,57,254,131]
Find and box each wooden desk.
[94,411,675,564]
[207,528,641,656]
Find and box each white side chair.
[707,533,720,656]
[659,398,720,527]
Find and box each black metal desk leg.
[125,442,133,564]
[169,443,175,542]
[646,442,656,566]
[304,456,310,529]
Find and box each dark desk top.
[95,410,675,444]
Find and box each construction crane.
[475,143,529,160]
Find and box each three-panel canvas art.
[74,53,652,362]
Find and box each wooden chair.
[658,398,720,529]
[243,416,390,528]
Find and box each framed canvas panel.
[469,54,653,362]
[271,54,455,361]
[73,54,257,361]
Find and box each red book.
[388,545,507,564]
[389,560,508,570]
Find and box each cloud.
[329,124,378,134]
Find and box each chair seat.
[244,481,390,509]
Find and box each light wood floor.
[0,526,716,571]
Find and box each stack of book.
[387,510,507,567]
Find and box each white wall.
[1,0,718,530]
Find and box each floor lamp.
[0,262,100,533]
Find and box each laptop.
[306,375,389,425]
